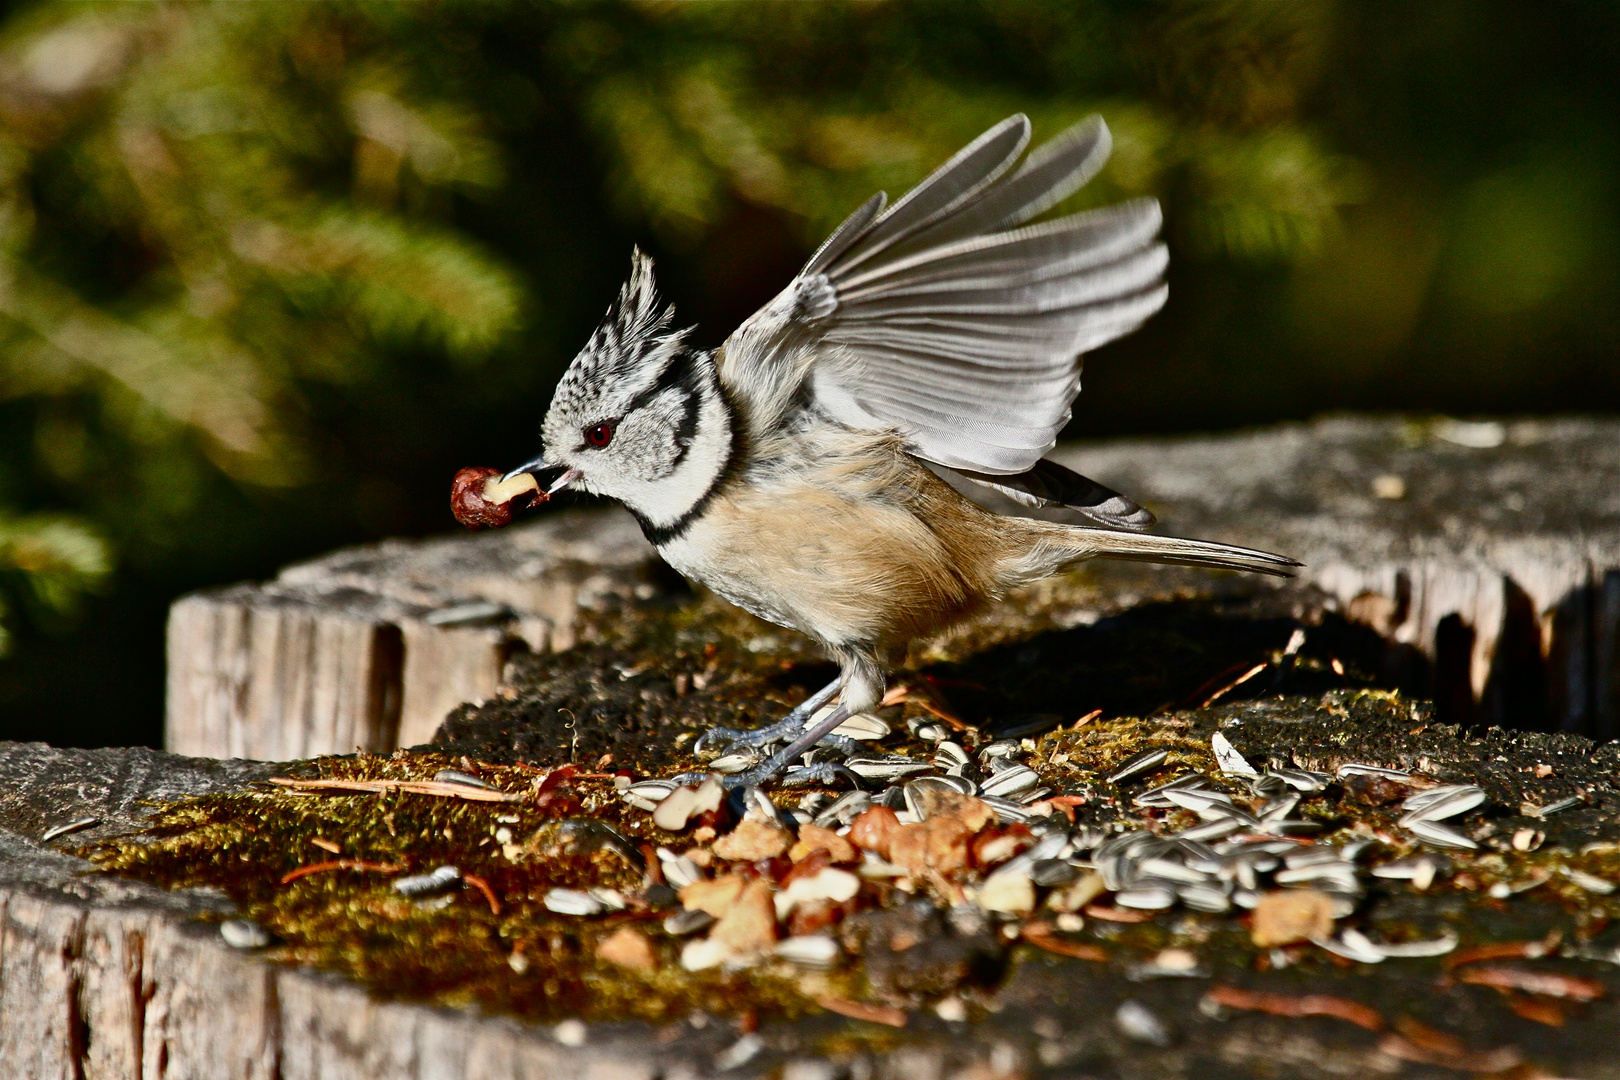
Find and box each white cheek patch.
[620,385,731,530]
[617,388,692,478]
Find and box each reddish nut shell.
[451,466,541,530]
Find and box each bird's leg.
[722,701,857,790]
[693,677,842,753]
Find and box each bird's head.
[505,250,733,540]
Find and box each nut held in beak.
[451,466,542,530]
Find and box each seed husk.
[980,765,1040,798]
[219,919,273,949]
[1404,819,1478,850]
[393,865,461,896]
[1106,748,1169,784]
[832,713,891,741]
[1211,732,1257,776]
[846,755,931,780]
[542,887,605,916]
[1115,886,1176,910]
[41,817,100,843]
[1371,932,1458,958]
[433,768,494,790]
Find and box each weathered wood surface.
[5,740,1618,1080]
[166,416,1620,759]
[167,509,659,759]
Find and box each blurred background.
[0,1,1615,749]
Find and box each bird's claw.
[724,760,860,791]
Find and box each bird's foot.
[694,716,804,754]
[726,761,862,791]
[691,676,843,755]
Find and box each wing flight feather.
[720,113,1168,478]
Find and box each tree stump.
[166,417,1620,760]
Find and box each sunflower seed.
[933,741,970,769]
[1140,858,1211,885]
[979,795,1032,824]
[40,817,99,843]
[910,721,949,742]
[1273,768,1331,792]
[904,777,969,819]
[1399,785,1485,823]
[586,887,628,911]
[1134,774,1211,807]
[846,755,931,780]
[1128,949,1209,981]
[1275,821,1329,838]
[709,753,761,775]
[774,935,840,968]
[1177,883,1233,913]
[1032,859,1080,887]
[664,907,715,935]
[1115,1000,1172,1047]
[1016,787,1052,805]
[872,784,904,809]
[1115,886,1177,910]
[1163,789,1233,812]
[433,768,494,790]
[219,919,273,949]
[1563,868,1616,894]
[832,713,891,740]
[979,740,1021,760]
[1404,819,1478,850]
[1068,825,1110,853]
[1313,929,1384,964]
[1107,748,1170,784]
[980,765,1040,798]
[1283,847,1345,869]
[623,778,675,800]
[1275,863,1359,889]
[1336,763,1411,781]
[1211,732,1257,776]
[424,600,509,627]
[1176,817,1245,843]
[986,832,1069,883]
[1526,796,1582,818]
[1232,888,1261,909]
[543,887,604,916]
[1371,932,1458,958]
[1512,828,1545,852]
[715,1035,764,1072]
[660,855,704,889]
[1248,773,1291,799]
[741,785,779,823]
[1372,857,1444,889]
[812,790,872,828]
[393,865,461,896]
[1260,794,1301,821]
[1338,840,1376,862]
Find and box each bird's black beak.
[502,455,581,495]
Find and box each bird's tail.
[1008,521,1301,580]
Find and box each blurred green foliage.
[0,1,1614,743]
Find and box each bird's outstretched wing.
[718,114,1168,483]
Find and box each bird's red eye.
[584,422,615,448]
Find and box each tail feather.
[1079,528,1301,577]
[1018,523,1300,579]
